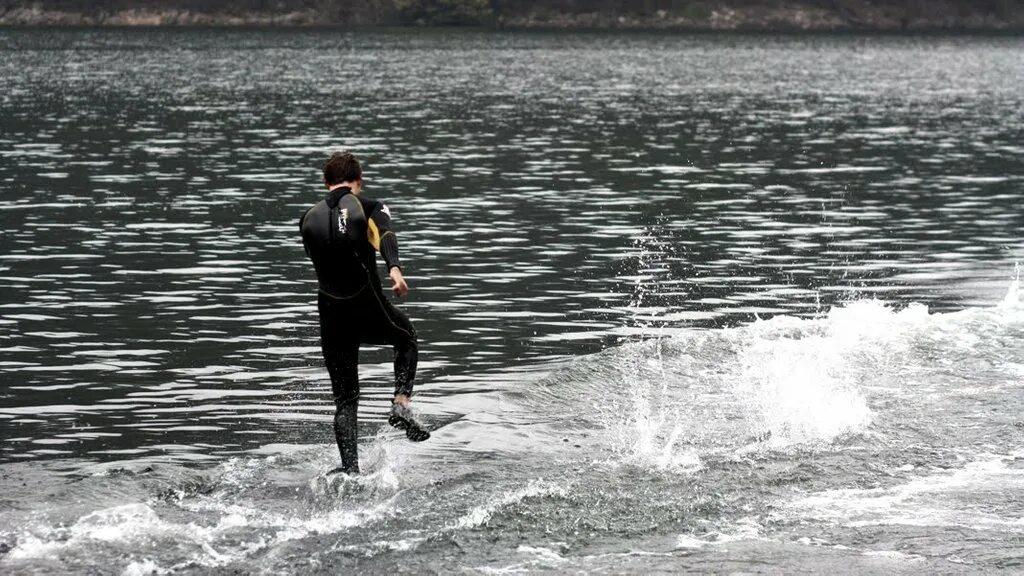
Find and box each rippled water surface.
[1,29,1023,574]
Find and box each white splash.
[732,302,902,447]
[7,504,173,561]
[603,340,704,472]
[5,444,404,571]
[1000,262,1021,309]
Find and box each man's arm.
[366,201,409,297]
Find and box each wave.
[3,277,1022,573]
[523,275,1024,471]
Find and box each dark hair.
[322,151,362,185]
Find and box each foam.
[7,504,171,561]
[450,479,568,530]
[122,558,170,576]
[5,442,406,571]
[674,517,765,549]
[860,550,925,562]
[333,536,424,556]
[785,452,1024,531]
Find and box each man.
[300,151,429,475]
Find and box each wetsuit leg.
[318,294,361,473]
[363,289,418,397]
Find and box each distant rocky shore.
[2,1,1022,31]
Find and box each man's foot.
[326,464,359,476]
[389,403,431,442]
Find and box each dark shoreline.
[2,2,1023,33]
[3,24,1024,36]
[3,23,1024,35]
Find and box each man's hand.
[389,267,409,298]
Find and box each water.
[2,29,1023,573]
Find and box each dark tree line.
[2,0,1022,27]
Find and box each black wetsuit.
[299,186,417,473]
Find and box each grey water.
[1,28,1023,574]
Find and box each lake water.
[1,28,1023,574]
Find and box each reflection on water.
[1,28,1023,573]
[1,30,1021,462]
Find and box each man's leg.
[328,344,360,473]
[364,290,429,441]
[319,297,362,473]
[389,307,418,401]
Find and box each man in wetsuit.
[300,151,429,475]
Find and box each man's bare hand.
[389,267,409,297]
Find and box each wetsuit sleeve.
[366,201,402,271]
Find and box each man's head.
[323,151,362,192]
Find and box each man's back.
[300,186,402,299]
[300,186,373,299]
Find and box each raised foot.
[389,403,431,442]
